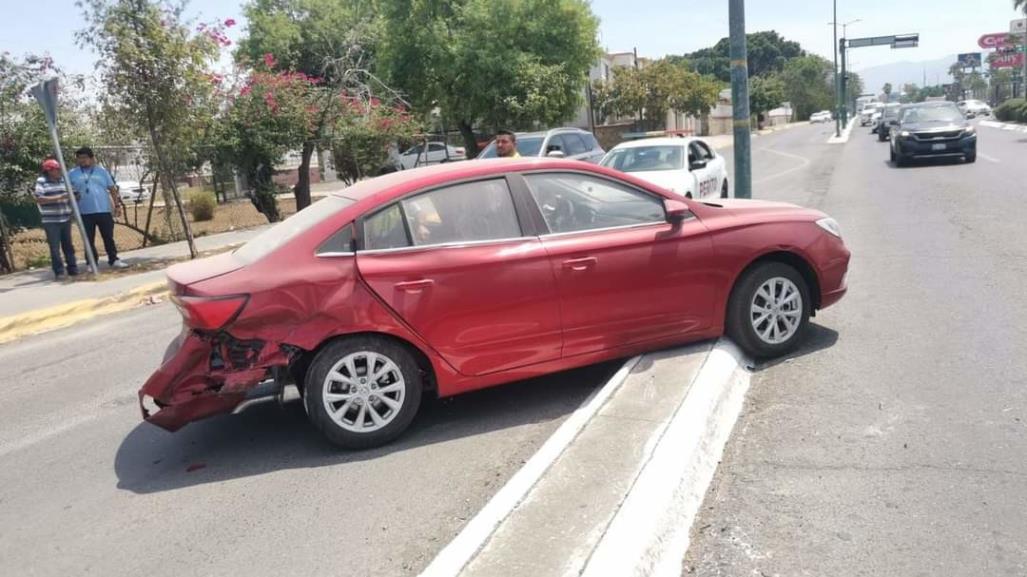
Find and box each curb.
[979,119,1027,133]
[0,281,169,345]
[827,118,857,144]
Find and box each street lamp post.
[728,0,752,199]
[829,17,862,131]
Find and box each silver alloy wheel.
[750,276,803,345]
[322,351,406,433]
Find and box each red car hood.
[702,198,824,220]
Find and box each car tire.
[304,336,423,450]
[726,261,812,360]
[721,179,729,199]
[965,148,977,163]
[890,146,896,163]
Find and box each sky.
[1,0,1024,80]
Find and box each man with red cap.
[34,158,79,279]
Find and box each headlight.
[964,126,976,136]
[899,130,911,138]
[816,217,842,238]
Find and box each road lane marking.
[753,147,812,185]
[978,152,1000,163]
[418,355,643,577]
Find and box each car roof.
[511,127,589,139]
[608,137,696,150]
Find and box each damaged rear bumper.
[138,330,290,431]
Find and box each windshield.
[601,145,685,172]
[901,105,964,124]
[477,137,545,158]
[233,195,353,264]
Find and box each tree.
[597,60,720,132]
[883,83,893,100]
[679,31,804,83]
[236,0,379,211]
[846,72,864,109]
[781,55,834,120]
[749,74,786,119]
[77,0,224,258]
[377,0,600,156]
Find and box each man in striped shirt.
[34,159,79,279]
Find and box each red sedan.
[140,159,849,448]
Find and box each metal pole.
[832,0,840,137]
[729,0,752,199]
[840,39,848,125]
[47,125,98,275]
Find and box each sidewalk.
[0,226,268,322]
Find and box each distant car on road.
[860,103,882,126]
[477,127,605,163]
[957,99,991,118]
[872,103,901,136]
[599,137,729,199]
[890,101,977,166]
[139,158,849,449]
[398,142,467,169]
[877,104,903,141]
[809,111,833,123]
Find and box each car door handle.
[562,257,597,271]
[395,279,435,292]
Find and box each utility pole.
[832,0,840,137]
[729,0,751,199]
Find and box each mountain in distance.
[854,55,958,95]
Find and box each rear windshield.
[233,195,353,264]
[601,145,685,172]
[477,137,544,158]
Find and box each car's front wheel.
[965,146,977,163]
[721,179,729,198]
[726,261,812,359]
[304,336,423,449]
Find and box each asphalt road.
[0,303,617,576]
[687,121,1027,576]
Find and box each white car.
[116,180,151,203]
[810,111,832,123]
[599,137,729,200]
[398,142,467,170]
[958,99,991,118]
[860,103,881,126]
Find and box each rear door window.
[401,179,522,246]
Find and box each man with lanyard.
[34,159,79,279]
[68,147,129,269]
[494,130,521,158]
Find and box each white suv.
[958,100,991,118]
[477,127,606,163]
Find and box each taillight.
[172,295,249,331]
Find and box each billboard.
[979,32,1018,50]
[957,52,982,68]
[989,51,1026,69]
[1012,18,1026,35]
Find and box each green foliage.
[595,60,721,131]
[995,98,1027,122]
[377,0,600,154]
[331,100,420,185]
[188,189,216,221]
[678,31,805,83]
[749,74,786,116]
[780,55,835,121]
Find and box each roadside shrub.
[188,190,216,222]
[994,98,1026,122]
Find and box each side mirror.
[665,198,690,223]
[689,159,708,171]
[547,149,566,159]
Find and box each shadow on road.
[750,322,839,371]
[114,361,620,494]
[887,156,967,169]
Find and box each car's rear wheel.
[721,179,729,198]
[304,336,423,449]
[726,262,811,359]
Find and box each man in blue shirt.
[68,147,129,269]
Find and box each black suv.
[890,102,976,166]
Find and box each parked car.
[477,127,605,163]
[398,142,466,169]
[957,99,992,118]
[116,180,151,203]
[810,111,833,123]
[877,104,902,141]
[599,137,729,199]
[890,101,977,166]
[139,158,850,449]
